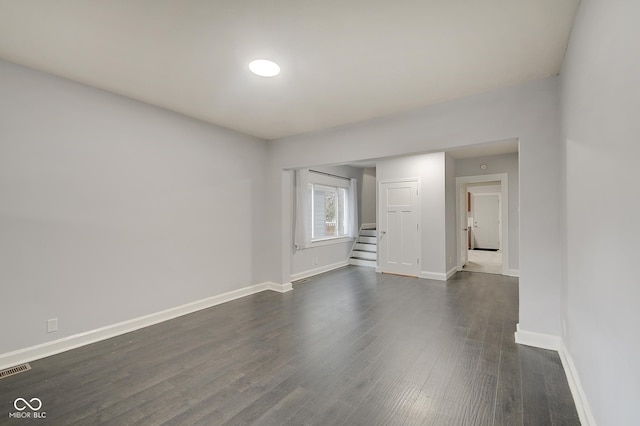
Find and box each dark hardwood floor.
[1,267,579,425]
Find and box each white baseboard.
[267,282,293,293]
[446,267,457,280]
[290,260,349,282]
[507,269,520,277]
[559,341,596,426]
[361,222,377,229]
[420,270,447,281]
[514,323,561,351]
[0,281,289,371]
[514,325,596,425]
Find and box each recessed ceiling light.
[249,59,280,77]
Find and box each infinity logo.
[13,398,42,411]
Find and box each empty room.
[1,1,638,425]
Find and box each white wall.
[0,59,268,355]
[265,76,563,338]
[377,153,447,277]
[561,0,640,423]
[361,167,377,225]
[290,165,363,279]
[445,154,457,274]
[456,153,519,270]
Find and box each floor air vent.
[0,363,31,380]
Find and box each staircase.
[349,226,377,268]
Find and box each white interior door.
[379,180,419,276]
[472,194,500,250]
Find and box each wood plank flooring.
[1,267,580,425]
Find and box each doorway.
[456,174,509,275]
[467,188,501,274]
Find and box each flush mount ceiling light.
[249,59,280,77]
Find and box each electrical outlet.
[47,318,58,333]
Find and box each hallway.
[463,249,503,275]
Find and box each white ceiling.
[0,1,580,140]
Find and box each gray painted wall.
[445,154,457,273]
[561,0,640,423]
[455,153,519,270]
[361,167,377,225]
[0,59,268,354]
[266,77,563,338]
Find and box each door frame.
[376,178,421,277]
[456,173,509,275]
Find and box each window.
[294,169,358,249]
[311,184,348,240]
